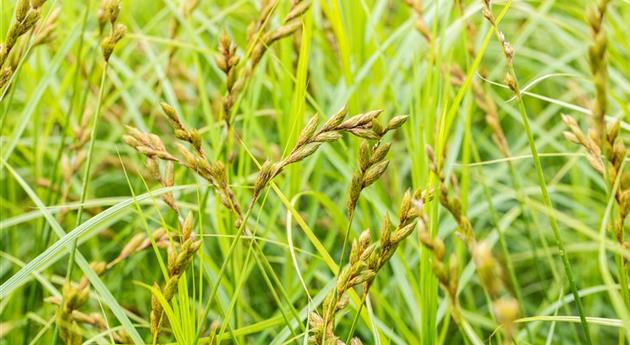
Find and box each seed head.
[285,0,311,23]
[387,115,409,130]
[504,72,517,93]
[380,214,392,248]
[101,23,126,62]
[31,0,46,9]
[338,109,383,130]
[359,141,371,171]
[362,160,389,187]
[369,143,391,165]
[296,114,319,147]
[182,211,194,240]
[312,131,342,142]
[285,142,322,164]
[320,105,348,131]
[350,337,363,345]
[16,0,30,22]
[253,160,276,197]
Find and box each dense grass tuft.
[1,0,630,344]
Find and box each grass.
[1,0,630,344]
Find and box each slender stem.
[63,64,108,283]
[326,210,357,344]
[615,251,630,317]
[344,284,369,343]
[56,50,107,344]
[193,200,254,344]
[470,139,531,341]
[194,195,305,343]
[215,197,302,343]
[505,160,553,281]
[338,211,355,272]
[507,64,592,344]
[504,108,583,344]
[47,2,92,343]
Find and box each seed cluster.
[99,0,126,63]
[254,108,407,203]
[47,238,177,345]
[55,262,105,345]
[309,189,429,345]
[346,114,409,213]
[0,0,49,90]
[220,0,311,128]
[450,65,509,157]
[150,212,202,338]
[563,114,629,251]
[403,0,431,43]
[586,0,611,147]
[423,145,520,344]
[562,0,629,267]
[125,101,407,340]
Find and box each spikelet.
[222,0,311,128]
[424,142,520,341]
[404,0,432,43]
[150,211,202,339]
[426,145,474,244]
[345,113,408,214]
[309,189,426,344]
[586,0,611,147]
[100,0,126,63]
[252,108,406,204]
[54,261,109,345]
[480,1,518,95]
[123,126,178,161]
[561,0,629,256]
[0,0,50,91]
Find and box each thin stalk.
[480,0,591,339]
[215,193,301,343]
[220,240,300,342]
[324,210,355,344]
[507,64,592,344]
[338,212,355,273]
[506,157,583,343]
[505,160,552,281]
[470,138,531,341]
[43,2,92,343]
[64,64,107,279]
[344,282,370,343]
[419,5,512,344]
[194,199,252,344]
[250,245,302,341]
[194,194,304,343]
[251,239,305,330]
[603,162,630,343]
[615,253,630,345]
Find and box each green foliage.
[1,0,630,344]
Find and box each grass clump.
[2,0,630,344]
